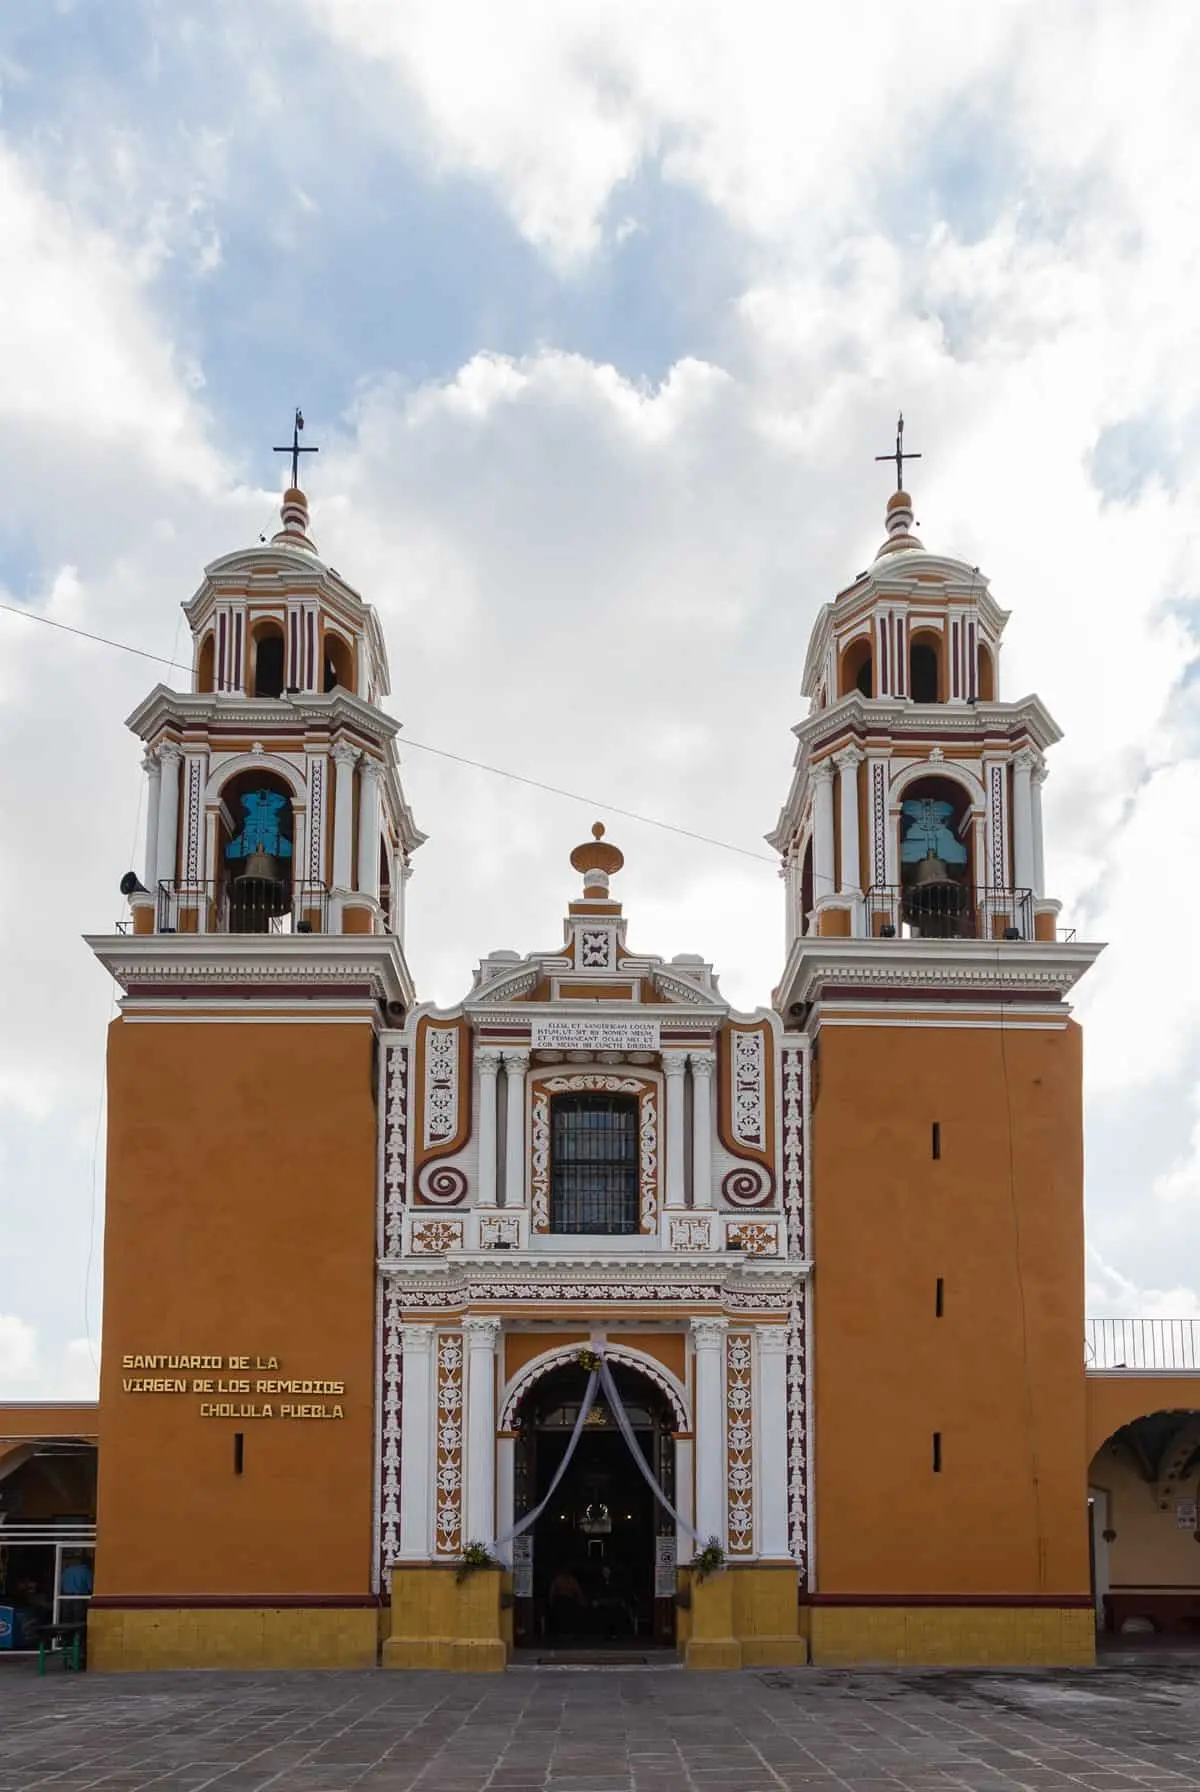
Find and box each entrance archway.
[1089,1408,1200,1642]
[510,1359,679,1652]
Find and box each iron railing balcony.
[156,878,331,936]
[865,883,1034,941]
[1085,1318,1200,1372]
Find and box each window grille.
[550,1093,639,1235]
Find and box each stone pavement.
[3,1662,1200,1792]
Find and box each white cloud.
[2,1,1200,1398]
[0,1316,96,1401]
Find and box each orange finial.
[570,822,624,894]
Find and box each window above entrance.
[550,1093,639,1235]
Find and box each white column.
[476,1048,502,1207]
[154,743,182,889]
[834,747,862,895]
[503,1050,528,1207]
[1031,759,1048,898]
[143,751,162,889]
[756,1326,791,1559]
[398,1324,436,1559]
[811,760,835,906]
[357,758,382,900]
[690,1053,714,1208]
[331,741,358,891]
[663,1053,688,1208]
[464,1317,501,1546]
[1012,749,1035,902]
[692,1318,727,1546]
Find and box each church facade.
[25,466,1116,1669]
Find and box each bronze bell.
[232,850,289,926]
[237,849,283,887]
[902,855,967,937]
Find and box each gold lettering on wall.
[119,1355,346,1419]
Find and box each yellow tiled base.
[809,1605,1096,1668]
[682,1565,807,1670]
[383,1564,507,1674]
[88,1606,379,1671]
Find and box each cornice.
[379,1256,809,1306]
[767,692,1063,850]
[125,685,402,747]
[85,933,415,1007]
[773,936,1104,1013]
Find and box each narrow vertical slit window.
[234,1432,244,1475]
[931,1121,941,1160]
[932,1431,942,1473]
[935,1278,944,1317]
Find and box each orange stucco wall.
[1086,1376,1200,1460]
[0,1404,99,1441]
[95,1018,380,1600]
[811,1019,1088,1596]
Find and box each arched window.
[840,637,873,698]
[196,632,215,694]
[550,1093,639,1235]
[977,643,995,702]
[897,774,974,938]
[251,622,285,698]
[323,631,355,694]
[219,768,295,934]
[909,630,942,703]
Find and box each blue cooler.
[0,1606,14,1650]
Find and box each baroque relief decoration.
[670,1215,712,1252]
[382,1044,409,1257]
[411,1219,464,1254]
[717,1020,776,1200]
[417,1164,469,1206]
[529,1073,658,1234]
[480,1213,521,1249]
[434,1332,465,1555]
[307,756,324,884]
[782,1047,805,1259]
[578,927,616,971]
[726,1332,754,1555]
[726,1222,779,1256]
[786,1289,808,1575]
[871,758,888,888]
[988,761,1008,888]
[414,1015,471,1194]
[183,755,204,883]
[378,1283,404,1581]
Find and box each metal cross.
[273,408,318,488]
[875,411,921,492]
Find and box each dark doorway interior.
[513,1363,677,1651]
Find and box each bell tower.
[771,448,1105,1666]
[85,462,423,1671]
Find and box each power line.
[0,597,778,868]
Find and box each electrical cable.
[0,597,779,868]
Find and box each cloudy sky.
[1,0,1197,1399]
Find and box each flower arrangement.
[455,1541,499,1583]
[575,1348,603,1373]
[690,1536,726,1581]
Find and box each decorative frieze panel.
[480,1212,522,1249]
[717,1020,775,1199]
[670,1215,712,1252]
[411,1219,464,1254]
[530,1074,658,1234]
[414,1016,471,1192]
[576,925,617,971]
[727,1222,779,1256]
[726,1332,754,1555]
[987,760,1009,889]
[434,1332,464,1556]
[383,1044,409,1257]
